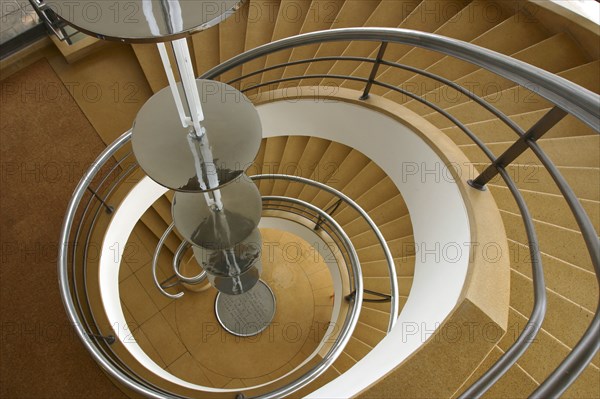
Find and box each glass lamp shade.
[132,79,262,192]
[44,0,244,43]
[207,261,262,295]
[172,174,262,248]
[192,228,261,277]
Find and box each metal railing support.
[314,199,343,231]
[86,186,114,214]
[458,168,547,398]
[86,333,116,345]
[58,28,600,399]
[469,106,568,190]
[346,289,392,303]
[360,42,388,100]
[254,174,400,332]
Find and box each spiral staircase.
[1,0,598,398]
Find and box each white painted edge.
[255,100,471,399]
[546,0,600,25]
[100,177,229,392]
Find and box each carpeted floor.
[0,59,127,398]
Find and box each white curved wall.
[256,100,471,399]
[99,98,471,397]
[547,0,600,24]
[100,177,227,392]
[100,182,353,392]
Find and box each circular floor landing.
[120,228,335,389]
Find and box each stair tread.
[440,108,597,146]
[192,25,220,77]
[258,0,313,90]
[459,134,599,168]
[490,184,600,233]
[282,136,332,198]
[299,0,382,87]
[343,0,471,91]
[405,32,591,115]
[376,10,549,100]
[271,136,311,195]
[219,1,250,85]
[501,209,595,273]
[371,0,510,98]
[353,321,387,347]
[277,0,346,89]
[324,0,422,85]
[240,0,282,89]
[424,60,600,129]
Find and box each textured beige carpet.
[1,59,126,398]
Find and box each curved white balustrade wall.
[257,100,471,399]
[98,98,471,397]
[99,179,347,392]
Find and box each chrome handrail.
[152,223,183,300]
[58,27,600,398]
[172,240,207,285]
[58,130,372,398]
[261,201,354,275]
[148,194,365,399]
[202,28,598,130]
[253,174,399,332]
[59,131,173,399]
[199,28,599,398]
[257,195,363,399]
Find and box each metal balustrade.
[59,28,600,398]
[57,131,396,398]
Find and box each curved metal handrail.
[151,173,399,330]
[58,130,371,398]
[152,223,183,300]
[261,200,354,276]
[59,132,173,399]
[253,174,399,331]
[257,195,363,399]
[202,27,598,130]
[172,240,207,285]
[149,194,365,399]
[58,27,600,399]
[199,28,599,398]
[236,67,554,397]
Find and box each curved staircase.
[126,1,598,396]
[2,0,597,397]
[116,136,414,392]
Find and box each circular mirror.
[44,0,244,43]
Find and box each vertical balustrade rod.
[314,198,343,231]
[86,333,116,345]
[360,41,388,100]
[86,186,113,214]
[469,106,568,190]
